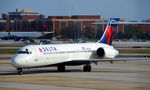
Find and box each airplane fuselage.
[11,43,118,68]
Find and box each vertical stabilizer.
[98,18,120,45]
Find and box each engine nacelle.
[96,47,119,58]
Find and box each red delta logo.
[39,48,43,53]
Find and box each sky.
[0,0,150,21]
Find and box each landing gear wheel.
[57,65,65,72]
[83,64,91,72]
[17,68,23,75]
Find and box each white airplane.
[0,31,53,39]
[11,18,150,75]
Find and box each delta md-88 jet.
[11,18,150,75]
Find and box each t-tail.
[98,18,120,45]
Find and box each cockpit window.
[17,51,29,54]
[17,49,32,54]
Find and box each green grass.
[0,49,18,54]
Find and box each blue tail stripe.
[98,35,107,43]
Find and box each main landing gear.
[57,65,65,72]
[57,64,91,72]
[83,64,91,72]
[17,68,23,75]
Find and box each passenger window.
[29,51,32,54]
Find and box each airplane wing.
[69,58,150,64]
[50,58,150,66]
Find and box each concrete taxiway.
[0,58,150,90]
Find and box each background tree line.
[59,25,150,40]
[116,25,150,40]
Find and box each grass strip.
[0,49,18,54]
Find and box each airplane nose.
[11,55,26,68]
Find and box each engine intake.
[96,48,105,57]
[96,47,119,58]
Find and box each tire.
[83,65,91,72]
[57,65,65,72]
[83,66,87,72]
[87,65,91,72]
[18,71,23,75]
[17,68,23,75]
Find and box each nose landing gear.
[17,68,23,75]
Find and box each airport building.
[48,15,101,35]
[2,8,45,20]
[0,9,150,39]
[0,9,124,38]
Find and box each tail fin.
[98,18,120,45]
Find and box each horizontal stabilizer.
[93,22,150,24]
